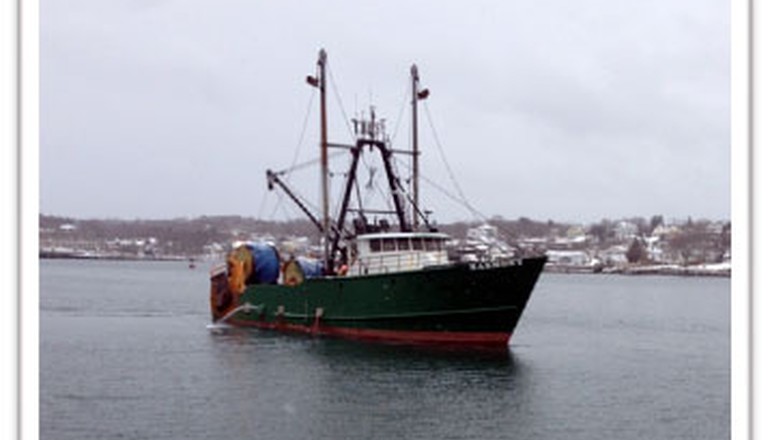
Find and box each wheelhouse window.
[397,238,410,251]
[382,238,396,252]
[412,238,424,250]
[425,239,438,251]
[369,239,381,253]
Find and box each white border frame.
[20,0,39,439]
[750,1,769,439]
[16,1,757,439]
[732,1,750,439]
[2,0,20,439]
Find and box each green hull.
[210,256,546,345]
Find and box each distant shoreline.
[544,264,730,278]
[39,252,189,262]
[39,253,730,278]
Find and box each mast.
[410,65,429,229]
[307,49,331,272]
[295,52,435,270]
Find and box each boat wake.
[208,303,263,331]
[206,322,233,331]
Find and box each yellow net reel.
[226,245,254,295]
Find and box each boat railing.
[353,250,448,276]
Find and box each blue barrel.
[295,257,324,279]
[247,243,280,284]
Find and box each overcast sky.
[40,0,730,224]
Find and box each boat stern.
[209,264,234,321]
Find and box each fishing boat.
[209,49,547,346]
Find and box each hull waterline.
[211,256,547,346]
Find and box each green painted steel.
[221,257,546,335]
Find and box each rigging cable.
[267,89,316,220]
[275,151,346,176]
[419,101,524,239]
[393,155,486,223]
[329,61,389,222]
[328,60,406,227]
[422,173,487,222]
[389,80,411,145]
[423,101,473,212]
[257,187,270,220]
[284,89,317,181]
[387,159,432,227]
[327,62,356,142]
[394,154,520,244]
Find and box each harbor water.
[40,259,730,440]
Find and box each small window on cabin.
[383,238,396,252]
[370,239,381,253]
[425,239,437,251]
[437,240,444,251]
[412,238,424,250]
[397,238,410,251]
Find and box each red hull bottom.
[228,318,512,346]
